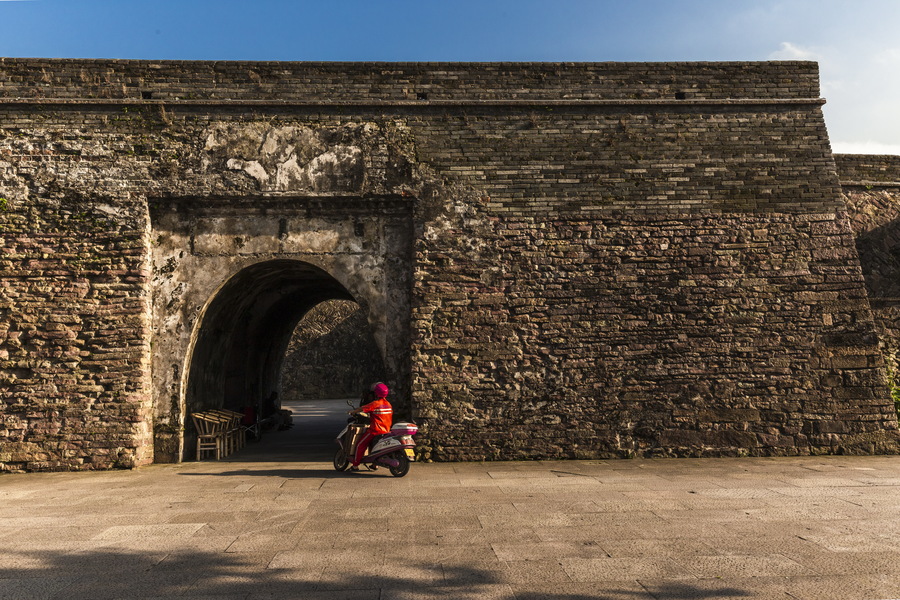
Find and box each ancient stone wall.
[0,165,152,470]
[0,59,820,101]
[0,60,897,471]
[414,208,894,459]
[838,154,900,401]
[405,92,894,460]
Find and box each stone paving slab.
[3,428,900,599]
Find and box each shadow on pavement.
[0,548,754,600]
[178,468,346,479]
[180,466,404,479]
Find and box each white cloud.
[823,53,900,153]
[831,141,900,156]
[734,2,900,156]
[873,47,900,65]
[769,42,820,61]
[766,41,900,156]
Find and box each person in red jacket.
[349,382,393,470]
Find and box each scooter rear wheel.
[389,451,410,477]
[333,448,350,471]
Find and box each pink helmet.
[373,383,389,398]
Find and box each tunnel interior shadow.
[193,398,354,467]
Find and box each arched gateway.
[149,196,413,462]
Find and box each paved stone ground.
[2,400,900,600]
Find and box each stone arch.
[148,196,414,463]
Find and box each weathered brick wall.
[0,59,819,101]
[838,154,900,390]
[0,192,152,470]
[407,105,893,459]
[839,154,900,300]
[0,60,897,471]
[407,105,840,212]
[414,210,894,459]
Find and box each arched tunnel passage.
[184,259,387,460]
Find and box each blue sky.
[2,0,899,154]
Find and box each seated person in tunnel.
[349,382,393,470]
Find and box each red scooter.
[333,401,418,477]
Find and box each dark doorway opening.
[184,260,386,461]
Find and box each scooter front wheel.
[333,448,350,471]
[389,451,410,477]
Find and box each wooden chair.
[191,412,225,460]
[231,409,246,451]
[209,409,244,455]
